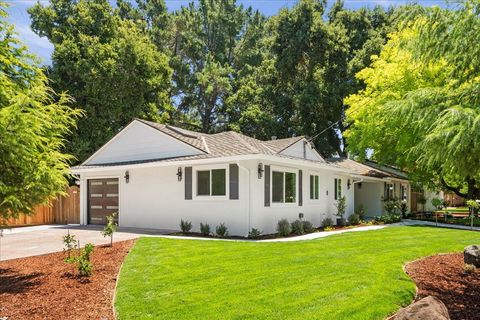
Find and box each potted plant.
[335,196,347,226]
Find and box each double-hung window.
[197,169,226,196]
[272,170,296,203]
[384,183,394,200]
[310,175,319,200]
[334,178,342,200]
[400,185,407,201]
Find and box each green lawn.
[115,226,480,320]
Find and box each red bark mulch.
[0,239,135,320]
[405,253,480,320]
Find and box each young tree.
[29,0,173,163]
[0,2,81,221]
[345,1,480,200]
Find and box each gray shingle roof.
[72,119,321,170]
[138,119,308,159]
[327,158,409,180]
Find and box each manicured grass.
[115,226,480,320]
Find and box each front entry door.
[88,178,119,225]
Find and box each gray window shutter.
[299,170,303,206]
[334,179,338,200]
[229,164,239,200]
[185,167,192,200]
[264,165,270,207]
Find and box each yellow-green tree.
[0,3,81,221]
[345,0,480,199]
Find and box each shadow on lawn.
[0,268,43,294]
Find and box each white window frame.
[309,172,320,201]
[193,164,229,200]
[270,166,298,207]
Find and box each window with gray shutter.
[264,165,270,206]
[299,170,303,206]
[229,164,239,200]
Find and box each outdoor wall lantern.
[299,213,304,220]
[347,179,351,190]
[124,170,130,184]
[177,167,183,182]
[258,163,264,179]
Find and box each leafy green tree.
[345,0,480,199]
[29,0,172,163]
[0,3,81,222]
[228,0,391,156]
[169,0,244,132]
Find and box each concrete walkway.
[0,225,173,261]
[401,219,480,231]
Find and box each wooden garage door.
[88,178,119,225]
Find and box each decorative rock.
[464,245,480,267]
[395,296,450,320]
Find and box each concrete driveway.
[0,225,173,261]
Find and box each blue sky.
[5,0,448,65]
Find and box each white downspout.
[236,161,251,237]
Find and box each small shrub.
[464,263,476,274]
[336,218,346,227]
[62,231,78,260]
[101,212,118,247]
[200,223,211,236]
[65,243,94,277]
[276,219,291,237]
[355,205,366,220]
[77,243,94,276]
[382,197,400,215]
[180,219,192,233]
[248,228,262,239]
[335,196,347,218]
[374,214,402,224]
[347,214,360,226]
[321,217,333,228]
[302,220,315,233]
[291,219,305,235]
[215,223,228,237]
[324,226,335,232]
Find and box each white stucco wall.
[78,158,356,236]
[280,139,324,161]
[354,181,384,217]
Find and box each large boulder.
[464,245,480,267]
[395,296,450,320]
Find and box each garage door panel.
[88,178,119,225]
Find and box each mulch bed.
[405,253,480,320]
[0,239,135,320]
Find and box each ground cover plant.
[115,226,480,320]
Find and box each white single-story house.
[71,119,412,236]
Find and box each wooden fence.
[4,186,80,227]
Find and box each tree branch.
[440,177,467,199]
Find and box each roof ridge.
[229,131,260,153]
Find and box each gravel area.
[0,239,135,319]
[405,253,480,320]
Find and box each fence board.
[3,186,80,227]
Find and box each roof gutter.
[71,154,357,175]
